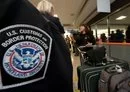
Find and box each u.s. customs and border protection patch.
[0,24,52,89]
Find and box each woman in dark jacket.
[77,24,96,46]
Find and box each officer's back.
[0,0,73,92]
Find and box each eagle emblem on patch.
[3,42,45,78]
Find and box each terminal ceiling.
[29,0,119,28]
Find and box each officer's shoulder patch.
[0,24,52,89]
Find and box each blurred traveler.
[71,31,80,56]
[100,33,107,42]
[65,35,71,49]
[126,25,130,43]
[109,31,116,42]
[115,29,124,42]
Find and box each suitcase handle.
[106,65,123,73]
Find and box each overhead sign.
[97,0,111,13]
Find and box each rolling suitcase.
[77,58,129,92]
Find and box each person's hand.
[79,45,86,48]
[85,42,93,47]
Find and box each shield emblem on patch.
[22,57,33,69]
[0,24,52,90]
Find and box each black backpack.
[85,46,106,66]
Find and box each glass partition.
[91,17,108,42]
[91,4,130,42]
[109,5,130,42]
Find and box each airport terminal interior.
[29,0,130,92]
[0,0,130,92]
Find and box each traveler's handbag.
[99,65,130,92]
[85,46,106,66]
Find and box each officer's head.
[37,0,54,16]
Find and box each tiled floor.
[71,53,81,92]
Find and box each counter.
[99,42,130,62]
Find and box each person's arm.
[54,17,65,34]
[88,34,96,45]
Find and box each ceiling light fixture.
[116,16,127,20]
